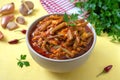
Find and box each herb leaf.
[63,13,69,22]
[23,61,30,67]
[21,55,26,60]
[70,14,78,21]
[75,2,84,8]
[75,0,120,42]
[69,24,76,27]
[17,54,30,68]
[17,61,23,68]
[63,13,78,27]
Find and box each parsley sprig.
[17,54,30,68]
[72,0,120,42]
[63,13,78,26]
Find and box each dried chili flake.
[97,65,113,77]
[21,29,26,34]
[8,38,25,44]
[104,65,113,72]
[15,29,27,34]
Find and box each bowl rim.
[26,14,97,62]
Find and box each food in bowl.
[26,14,96,72]
[30,14,93,60]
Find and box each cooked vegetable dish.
[30,14,94,60]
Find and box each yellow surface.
[0,0,120,80]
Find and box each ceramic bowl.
[26,14,96,73]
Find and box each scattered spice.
[15,29,27,34]
[97,65,113,77]
[8,37,25,44]
[104,65,113,72]
[21,29,27,34]
[17,54,30,68]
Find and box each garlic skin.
[6,22,18,30]
[16,16,26,25]
[0,2,15,15]
[1,14,14,28]
[19,1,34,16]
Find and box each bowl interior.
[26,14,96,62]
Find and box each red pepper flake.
[15,29,27,34]
[97,65,113,77]
[21,29,26,34]
[8,38,25,44]
[104,65,113,72]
